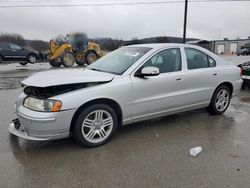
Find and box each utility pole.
[183,0,188,44]
[218,28,221,40]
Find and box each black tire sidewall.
[72,104,118,147]
[19,62,28,65]
[209,85,231,114]
[76,61,86,66]
[49,60,61,67]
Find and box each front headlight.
[23,97,62,112]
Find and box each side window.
[185,48,216,69]
[0,43,10,50]
[143,48,181,73]
[208,56,216,67]
[9,43,22,50]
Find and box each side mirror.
[140,66,160,77]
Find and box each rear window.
[185,48,216,69]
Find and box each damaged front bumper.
[9,118,70,141]
[9,119,52,141]
[9,105,76,141]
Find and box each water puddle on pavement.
[240,96,250,103]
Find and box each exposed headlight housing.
[23,97,62,112]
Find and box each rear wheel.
[86,52,98,65]
[61,52,75,67]
[72,104,118,147]
[208,85,231,114]
[49,60,61,67]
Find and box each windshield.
[87,47,151,75]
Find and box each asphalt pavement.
[0,56,250,188]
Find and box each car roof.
[126,43,199,50]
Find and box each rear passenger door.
[183,48,219,105]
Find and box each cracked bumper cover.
[8,105,76,141]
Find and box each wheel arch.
[26,53,39,59]
[214,82,233,96]
[70,98,123,132]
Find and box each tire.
[72,104,118,147]
[208,85,231,115]
[0,55,2,63]
[49,60,61,67]
[19,62,28,65]
[86,51,98,65]
[76,61,86,66]
[241,84,246,89]
[27,54,37,63]
[61,52,75,67]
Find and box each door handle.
[176,77,183,81]
[213,72,218,76]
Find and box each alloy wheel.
[29,55,36,63]
[81,109,113,143]
[215,89,230,112]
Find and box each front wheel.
[27,54,37,63]
[61,52,75,67]
[72,104,118,147]
[208,85,231,114]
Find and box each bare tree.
[0,32,26,46]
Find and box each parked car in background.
[237,48,250,56]
[9,44,242,147]
[238,61,250,89]
[0,42,40,65]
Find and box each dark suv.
[0,42,40,65]
[237,48,250,56]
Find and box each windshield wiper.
[88,68,120,75]
[89,68,103,72]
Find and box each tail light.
[240,67,243,76]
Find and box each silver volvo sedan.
[9,43,242,147]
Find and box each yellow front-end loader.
[48,33,104,67]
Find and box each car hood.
[22,68,115,87]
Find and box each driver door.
[130,48,186,120]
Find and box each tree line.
[0,32,197,52]
[0,33,49,52]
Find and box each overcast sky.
[0,0,249,41]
